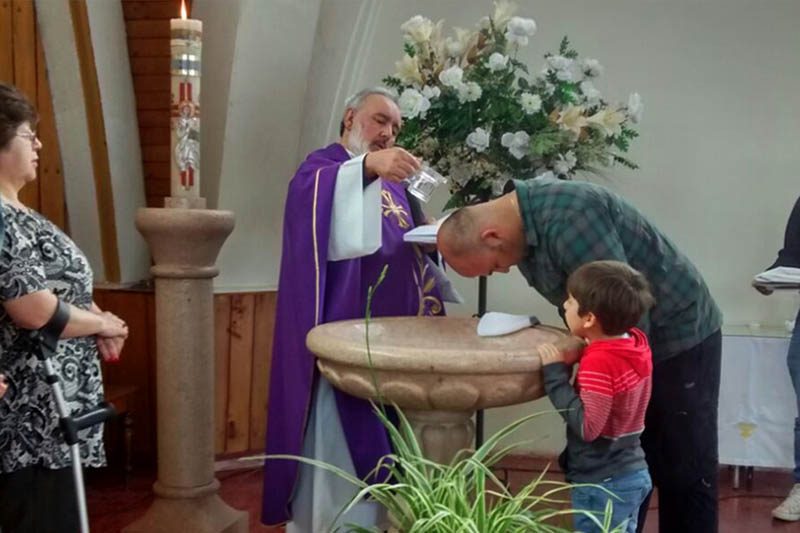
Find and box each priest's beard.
[345,121,371,156]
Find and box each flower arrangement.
[383,1,643,208]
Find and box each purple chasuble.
[261,143,445,525]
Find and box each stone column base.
[405,409,475,464]
[122,494,248,533]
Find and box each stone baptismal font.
[307,316,565,463]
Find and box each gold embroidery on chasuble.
[381,190,410,229]
[413,246,443,316]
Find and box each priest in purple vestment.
[261,87,446,530]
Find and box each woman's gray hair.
[339,86,398,136]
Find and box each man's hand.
[364,147,421,183]
[0,374,7,399]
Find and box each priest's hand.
[364,147,421,183]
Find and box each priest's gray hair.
[339,86,398,136]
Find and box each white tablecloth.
[718,332,796,468]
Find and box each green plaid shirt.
[514,178,722,363]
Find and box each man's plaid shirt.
[514,178,722,363]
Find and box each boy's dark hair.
[566,260,655,336]
[0,83,38,152]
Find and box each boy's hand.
[553,335,587,366]
[537,343,564,366]
[0,374,7,399]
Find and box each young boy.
[538,260,655,533]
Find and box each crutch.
[31,300,116,533]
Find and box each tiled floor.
[86,463,799,532]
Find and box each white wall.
[86,0,150,283]
[35,0,105,278]
[36,0,151,284]
[298,0,800,454]
[213,0,323,291]
[192,0,243,210]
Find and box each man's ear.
[343,109,355,131]
[479,228,503,248]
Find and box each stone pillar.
[405,409,475,464]
[124,208,247,533]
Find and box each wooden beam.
[13,0,39,211]
[35,31,66,231]
[0,0,13,81]
[69,0,120,282]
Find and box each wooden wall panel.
[249,292,276,450]
[96,290,156,458]
[214,295,232,454]
[0,0,67,228]
[225,294,255,453]
[94,288,278,464]
[0,1,13,81]
[12,0,39,211]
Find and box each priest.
[261,87,445,532]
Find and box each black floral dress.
[0,203,105,472]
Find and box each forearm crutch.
[31,300,116,533]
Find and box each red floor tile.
[85,465,799,532]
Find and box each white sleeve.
[328,154,382,261]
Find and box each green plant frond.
[471,411,552,463]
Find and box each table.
[718,325,795,488]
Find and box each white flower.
[466,127,491,152]
[547,55,572,71]
[555,68,575,82]
[553,151,577,175]
[627,92,644,124]
[581,58,604,77]
[395,54,423,85]
[421,85,441,100]
[457,81,482,103]
[586,108,625,137]
[479,16,491,30]
[492,0,517,29]
[401,15,435,44]
[580,81,602,106]
[398,88,431,119]
[555,105,588,137]
[501,130,530,160]
[445,27,474,58]
[543,82,556,96]
[505,16,536,46]
[438,65,464,88]
[520,93,542,114]
[488,52,509,72]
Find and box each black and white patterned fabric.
[0,203,105,473]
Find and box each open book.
[402,223,437,244]
[753,266,800,290]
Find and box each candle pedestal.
[123,206,247,533]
